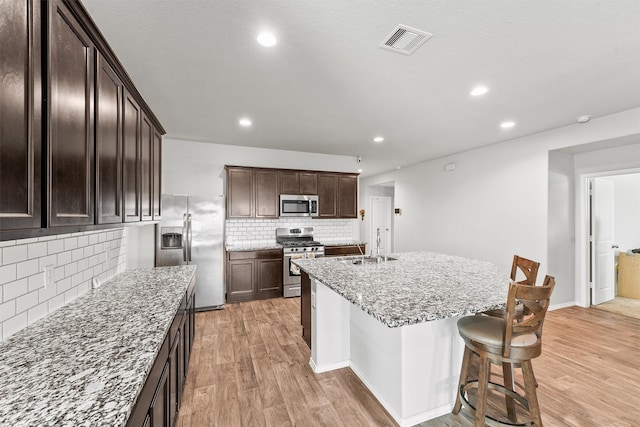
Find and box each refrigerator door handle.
[182,213,188,262]
[187,213,193,262]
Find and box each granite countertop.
[293,252,510,328]
[320,240,367,247]
[0,265,197,426]
[225,242,283,251]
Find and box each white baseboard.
[549,301,576,311]
[349,361,452,427]
[309,358,349,374]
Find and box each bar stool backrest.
[510,255,541,285]
[502,275,555,358]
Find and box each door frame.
[369,196,393,255]
[576,167,640,307]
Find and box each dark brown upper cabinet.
[123,90,141,223]
[255,169,279,218]
[338,175,358,218]
[317,174,338,217]
[48,0,95,227]
[152,128,162,220]
[0,0,42,232]
[226,167,278,219]
[95,53,123,224]
[299,172,318,194]
[279,170,317,195]
[140,112,154,221]
[226,167,253,218]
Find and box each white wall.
[360,108,640,306]
[0,229,127,341]
[611,173,640,252]
[162,138,360,198]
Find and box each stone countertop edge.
[293,252,510,328]
[321,240,367,247]
[225,243,283,251]
[0,265,197,427]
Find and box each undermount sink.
[351,256,398,265]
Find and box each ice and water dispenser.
[160,227,183,249]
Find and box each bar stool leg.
[452,347,473,414]
[522,360,543,426]
[475,356,491,426]
[502,362,517,422]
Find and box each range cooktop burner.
[281,240,323,248]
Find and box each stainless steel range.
[276,227,324,298]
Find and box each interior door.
[370,196,392,255]
[592,178,615,305]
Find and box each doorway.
[370,196,392,255]
[578,170,640,307]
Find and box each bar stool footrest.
[459,380,533,427]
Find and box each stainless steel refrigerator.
[155,194,225,310]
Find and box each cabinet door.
[123,90,141,222]
[48,0,95,227]
[299,173,318,195]
[95,53,123,224]
[152,129,162,220]
[149,363,170,427]
[226,168,253,218]
[227,259,255,302]
[140,112,153,221]
[338,175,358,218]
[255,169,278,218]
[279,171,299,194]
[317,174,338,217]
[0,0,42,231]
[169,329,180,427]
[256,258,283,294]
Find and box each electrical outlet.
[43,264,54,289]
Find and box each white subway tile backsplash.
[3,245,28,264]
[16,290,39,313]
[16,259,39,279]
[225,218,358,245]
[47,239,64,254]
[27,273,45,292]
[57,251,72,266]
[3,312,28,339]
[0,301,16,323]
[48,294,65,312]
[27,242,48,259]
[28,301,48,324]
[0,228,126,341]
[63,237,78,251]
[3,278,28,301]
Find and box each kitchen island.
[0,265,196,426]
[293,251,509,427]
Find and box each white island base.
[310,278,466,426]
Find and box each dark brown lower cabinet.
[227,249,283,303]
[149,363,170,427]
[301,271,312,348]
[126,277,195,427]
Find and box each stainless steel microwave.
[280,194,319,217]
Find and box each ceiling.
[82,0,640,177]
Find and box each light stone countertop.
[293,251,510,328]
[320,240,367,247]
[225,242,283,251]
[0,265,196,426]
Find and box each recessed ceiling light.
[470,86,488,96]
[373,136,384,143]
[576,115,591,123]
[396,166,401,170]
[357,168,363,173]
[257,32,277,47]
[239,118,252,127]
[500,121,515,129]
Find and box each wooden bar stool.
[452,276,555,426]
[482,255,540,319]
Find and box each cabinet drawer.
[228,249,283,260]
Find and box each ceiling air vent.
[379,24,432,55]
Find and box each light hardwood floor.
[177,298,640,427]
